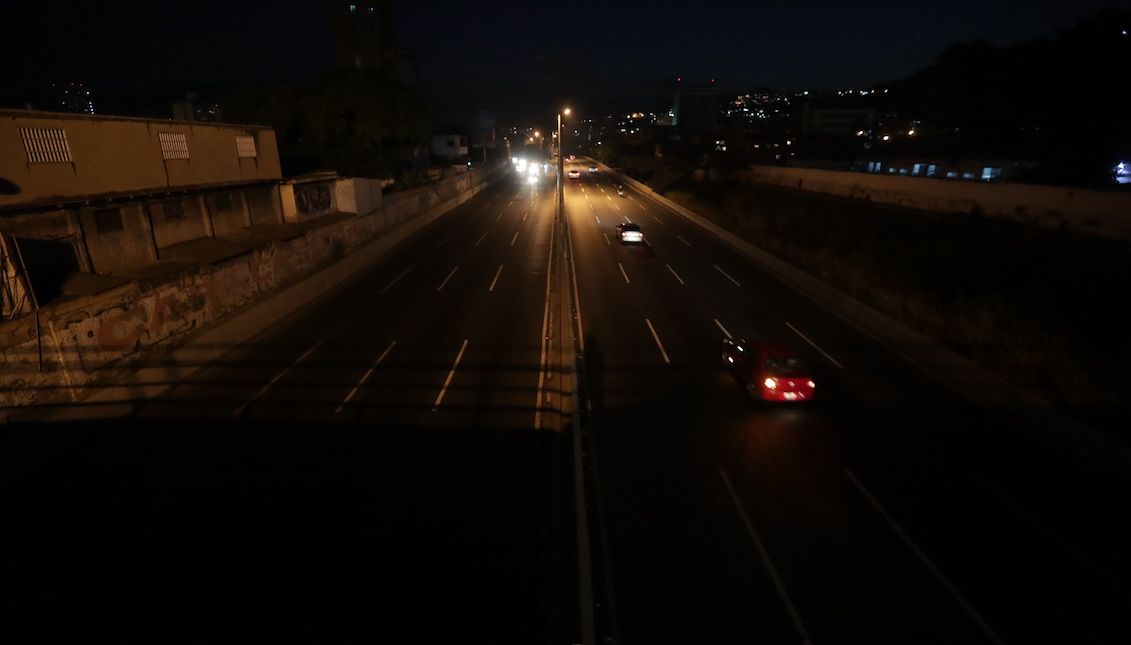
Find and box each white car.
[615,223,644,244]
[588,164,599,174]
[567,169,581,180]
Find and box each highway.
[561,160,1127,644]
[3,161,1128,643]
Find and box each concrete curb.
[6,169,506,424]
[595,159,1131,473]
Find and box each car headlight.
[764,378,778,390]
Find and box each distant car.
[567,169,581,180]
[721,338,816,402]
[588,164,599,174]
[568,154,577,161]
[617,185,626,197]
[615,222,644,244]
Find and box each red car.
[721,338,816,402]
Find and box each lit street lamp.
[557,107,571,214]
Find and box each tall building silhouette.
[331,1,395,70]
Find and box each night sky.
[4,0,1128,123]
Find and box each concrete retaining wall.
[745,165,1131,241]
[0,164,504,414]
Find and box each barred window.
[214,191,234,212]
[93,208,124,233]
[162,201,185,221]
[20,127,73,163]
[235,135,258,158]
[159,132,189,160]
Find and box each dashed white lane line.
[436,233,454,248]
[714,318,734,339]
[234,341,324,416]
[618,262,631,285]
[666,264,686,285]
[380,267,413,294]
[335,341,396,413]
[436,266,459,292]
[785,322,845,369]
[714,264,742,287]
[489,264,504,292]
[511,231,520,246]
[432,339,470,411]
[639,203,647,211]
[654,216,664,225]
[721,470,814,645]
[595,214,601,225]
[496,212,505,222]
[603,233,611,246]
[624,215,633,224]
[522,211,529,222]
[846,470,1006,645]
[677,235,691,247]
[475,233,488,247]
[644,318,671,365]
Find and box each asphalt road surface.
[562,160,1128,645]
[2,162,1128,643]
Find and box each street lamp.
[557,107,571,214]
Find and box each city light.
[882,135,892,141]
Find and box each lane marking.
[639,203,647,211]
[785,322,844,369]
[666,264,686,285]
[714,264,742,287]
[335,341,396,413]
[720,470,813,645]
[436,233,454,248]
[380,267,413,295]
[624,215,633,224]
[567,221,586,353]
[534,209,557,430]
[432,339,470,411]
[677,235,691,247]
[475,233,488,247]
[603,233,611,246]
[497,212,505,222]
[436,266,459,292]
[654,216,664,225]
[489,264,504,292]
[595,215,601,225]
[972,472,1103,578]
[618,262,631,285]
[522,211,529,222]
[614,203,621,211]
[714,318,734,339]
[511,231,520,246]
[644,318,671,365]
[234,341,324,416]
[846,470,1006,645]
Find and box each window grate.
[235,135,257,158]
[93,208,124,233]
[159,132,190,160]
[20,128,73,163]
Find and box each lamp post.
[557,107,570,213]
